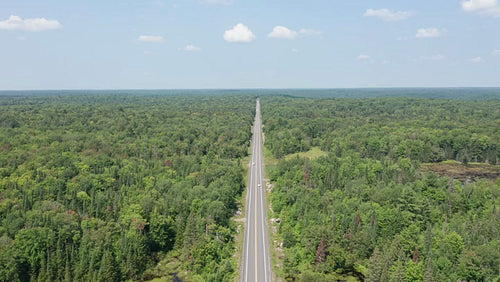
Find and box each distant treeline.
[1,87,500,99]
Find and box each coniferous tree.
[389,260,406,282]
[366,247,383,282]
[98,249,120,282]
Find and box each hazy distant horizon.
[2,87,500,100]
[2,86,500,91]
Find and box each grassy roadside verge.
[233,146,251,282]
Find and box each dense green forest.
[261,96,500,281]
[2,92,500,282]
[0,94,255,281]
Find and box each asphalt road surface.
[241,99,272,282]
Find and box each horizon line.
[2,86,500,92]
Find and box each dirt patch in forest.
[421,161,500,181]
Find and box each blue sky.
[1,0,499,89]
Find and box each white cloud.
[138,35,165,42]
[291,48,299,53]
[0,15,62,31]
[363,9,413,21]
[298,28,322,36]
[416,28,445,38]
[469,56,485,63]
[462,0,496,11]
[493,49,500,55]
[183,44,201,51]
[268,26,298,39]
[357,54,370,60]
[199,0,233,5]
[267,27,323,39]
[462,0,500,16]
[223,23,256,43]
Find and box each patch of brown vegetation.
[421,161,500,181]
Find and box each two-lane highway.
[241,99,272,282]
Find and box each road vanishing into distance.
[241,99,272,282]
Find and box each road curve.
[241,99,272,282]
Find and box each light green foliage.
[438,231,464,262]
[405,261,424,282]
